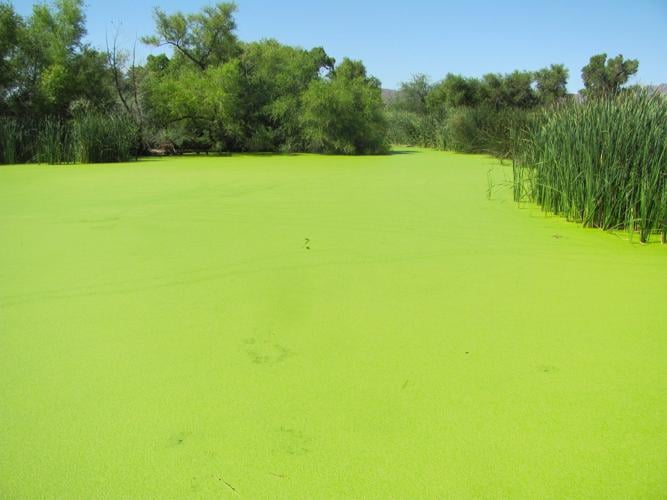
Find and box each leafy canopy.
[581,53,639,97]
[535,64,569,104]
[0,0,113,117]
[142,3,240,70]
[301,58,388,155]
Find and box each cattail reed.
[513,90,667,243]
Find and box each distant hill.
[631,84,667,95]
[381,89,398,103]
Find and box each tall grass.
[386,110,446,149]
[444,107,533,158]
[0,118,29,164]
[37,119,74,164]
[0,113,138,165]
[73,113,138,164]
[386,106,532,159]
[513,90,667,243]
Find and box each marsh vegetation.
[513,91,666,243]
[0,0,664,241]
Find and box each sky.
[11,0,667,91]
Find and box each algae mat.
[1,149,665,498]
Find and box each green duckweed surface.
[1,149,665,498]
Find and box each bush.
[445,106,532,158]
[385,110,445,148]
[301,67,389,155]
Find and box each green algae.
[0,149,665,497]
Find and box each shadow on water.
[389,150,419,156]
[134,150,421,161]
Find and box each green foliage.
[391,74,432,115]
[145,54,170,73]
[480,71,537,110]
[0,113,137,165]
[535,64,569,105]
[385,110,445,148]
[1,2,389,158]
[233,40,335,151]
[140,55,241,150]
[141,39,336,152]
[142,63,211,124]
[6,0,653,180]
[142,3,240,70]
[0,3,21,111]
[581,53,639,97]
[428,74,481,110]
[388,69,542,155]
[513,90,666,243]
[301,59,388,154]
[36,117,72,163]
[445,106,532,158]
[0,0,113,118]
[139,4,383,154]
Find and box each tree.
[0,2,20,112]
[301,58,388,154]
[535,64,569,105]
[107,31,140,119]
[236,40,335,151]
[479,71,537,110]
[142,3,240,70]
[392,74,431,115]
[503,70,538,108]
[139,3,386,153]
[140,4,243,148]
[428,74,481,110]
[581,53,639,97]
[2,0,390,158]
[2,0,113,117]
[141,38,337,152]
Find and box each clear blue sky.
[11,0,667,91]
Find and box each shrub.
[386,110,444,148]
[445,107,532,158]
[301,65,389,155]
